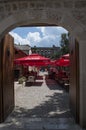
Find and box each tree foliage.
[60,33,69,55]
[50,50,61,59]
[51,33,69,60]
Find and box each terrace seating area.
[48,67,70,87]
[15,53,70,88]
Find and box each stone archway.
[0,0,86,128]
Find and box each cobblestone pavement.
[0,72,84,130]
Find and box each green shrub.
[18,76,26,84]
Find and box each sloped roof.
[14,44,30,51]
[14,46,27,56]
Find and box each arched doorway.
[0,0,86,128]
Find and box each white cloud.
[27,32,41,42]
[36,26,68,47]
[9,32,30,45]
[10,27,68,47]
[37,27,45,36]
[35,35,61,47]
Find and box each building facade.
[14,46,28,80]
[32,45,60,59]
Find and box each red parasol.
[14,53,50,66]
[50,60,57,66]
[55,58,70,66]
[61,53,70,59]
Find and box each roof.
[14,46,27,56]
[14,44,31,51]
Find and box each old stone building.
[32,45,60,58]
[14,44,31,55]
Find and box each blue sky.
[9,26,68,47]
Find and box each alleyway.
[0,72,83,130]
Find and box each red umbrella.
[61,53,70,59]
[50,60,57,66]
[55,58,70,66]
[14,53,50,66]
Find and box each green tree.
[50,50,61,60]
[60,33,69,55]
